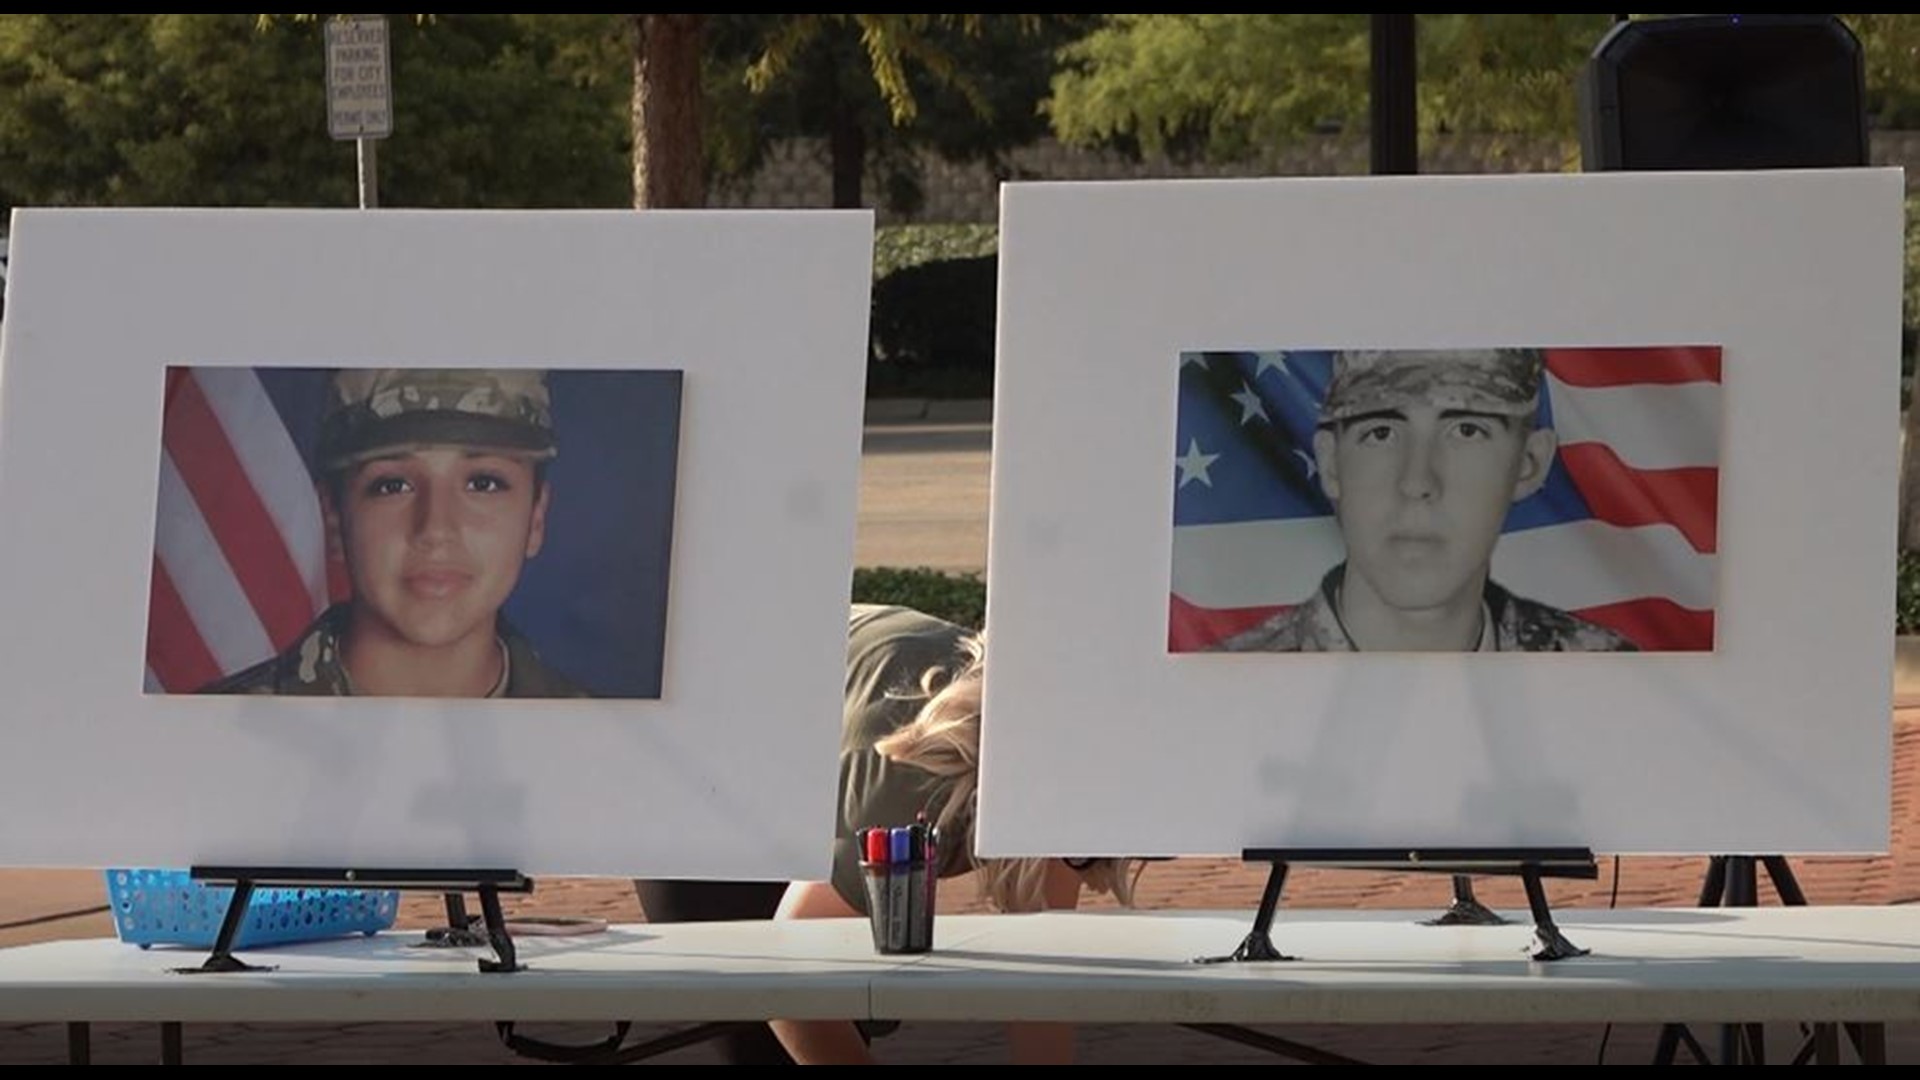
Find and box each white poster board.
[979,169,1904,857]
[0,208,873,878]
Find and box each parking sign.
[325,15,392,140]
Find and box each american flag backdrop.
[144,366,684,697]
[1169,347,1721,653]
[145,367,341,693]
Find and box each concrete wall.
[711,131,1920,224]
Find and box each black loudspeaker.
[1580,14,1867,171]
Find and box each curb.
[864,399,993,424]
[863,398,930,422]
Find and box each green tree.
[1046,14,1618,162]
[3,14,1098,213]
[388,14,628,208]
[633,14,1066,209]
[704,14,1086,212]
[1418,14,1613,137]
[1847,14,1920,128]
[0,14,628,213]
[1048,14,1371,162]
[1050,15,1920,164]
[0,15,339,209]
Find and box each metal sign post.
[324,15,394,209]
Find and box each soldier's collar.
[486,637,511,698]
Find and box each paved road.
[856,419,990,573]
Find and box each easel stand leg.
[177,879,270,974]
[1762,855,1807,905]
[1725,854,1758,906]
[1423,873,1510,926]
[420,886,523,972]
[1194,860,1294,964]
[66,1022,89,1065]
[1653,1022,1711,1065]
[1658,856,1761,1063]
[1179,1023,1368,1065]
[1846,1022,1888,1066]
[1696,852,1729,906]
[1521,866,1588,960]
[478,883,522,973]
[425,892,488,946]
[446,892,471,932]
[1655,855,1866,1064]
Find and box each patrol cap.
[317,368,557,472]
[1319,348,1544,425]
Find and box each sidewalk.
[854,407,991,573]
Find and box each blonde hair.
[873,632,1141,912]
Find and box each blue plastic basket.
[104,868,399,950]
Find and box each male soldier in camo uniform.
[203,368,589,696]
[1216,347,1636,653]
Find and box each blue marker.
[888,827,913,950]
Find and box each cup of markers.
[858,816,937,954]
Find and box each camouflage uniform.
[204,604,589,696]
[1319,347,1546,424]
[317,368,557,471]
[1213,565,1638,652]
[1214,347,1639,653]
[195,367,588,696]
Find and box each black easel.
[1178,847,1596,1065]
[1196,847,1599,966]
[124,865,738,1066]
[182,866,533,975]
[1652,855,1883,1066]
